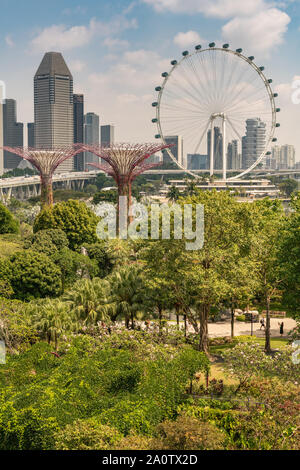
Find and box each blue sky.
[0,0,299,159]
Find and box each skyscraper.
[101,124,114,147]
[27,123,34,148]
[73,94,84,171]
[227,140,240,170]
[272,145,281,169]
[242,118,266,169]
[280,145,295,169]
[3,99,23,170]
[187,154,208,170]
[34,52,74,172]
[162,135,183,166]
[84,112,99,169]
[207,127,223,170]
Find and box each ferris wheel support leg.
[222,116,227,181]
[210,120,214,177]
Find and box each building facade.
[84,112,99,169]
[242,118,266,169]
[3,99,23,170]
[162,135,183,167]
[34,52,74,172]
[101,124,114,147]
[27,123,34,148]
[207,126,223,170]
[73,94,84,171]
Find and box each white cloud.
[69,59,86,72]
[173,31,204,47]
[222,8,290,57]
[143,0,266,18]
[103,38,129,49]
[30,17,138,53]
[5,35,14,47]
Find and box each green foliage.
[93,189,118,204]
[33,200,99,250]
[152,414,225,450]
[55,418,122,450]
[83,242,114,277]
[0,299,37,352]
[0,203,19,234]
[10,250,62,300]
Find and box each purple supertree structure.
[1,145,83,207]
[83,142,172,226]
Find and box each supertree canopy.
[2,145,83,207]
[83,142,172,226]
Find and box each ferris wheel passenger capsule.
[272,138,277,142]
[248,56,255,61]
[195,45,202,50]
[236,48,243,53]
[273,93,278,98]
[276,108,280,112]
[209,42,215,48]
[266,151,271,155]
[171,60,177,65]
[259,66,265,71]
[152,102,158,107]
[182,51,189,56]
[155,134,161,139]
[152,118,158,123]
[155,86,161,91]
[268,79,272,83]
[276,123,280,127]
[162,72,168,77]
[222,44,229,49]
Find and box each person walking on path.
[260,318,265,330]
[279,322,284,336]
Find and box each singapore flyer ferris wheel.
[151,43,280,180]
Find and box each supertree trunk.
[40,174,53,207]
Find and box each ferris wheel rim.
[153,46,277,181]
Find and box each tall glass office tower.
[34,52,74,172]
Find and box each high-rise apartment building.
[187,154,208,170]
[3,99,23,170]
[272,145,281,168]
[162,135,183,166]
[27,123,34,148]
[280,145,295,169]
[207,127,223,170]
[101,124,114,147]
[242,118,266,169]
[84,112,99,169]
[73,94,84,171]
[34,52,74,172]
[227,140,240,170]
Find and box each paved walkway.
[205,317,297,339]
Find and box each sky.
[0,0,299,160]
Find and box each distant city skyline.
[0,0,299,161]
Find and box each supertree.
[1,145,83,207]
[83,142,172,227]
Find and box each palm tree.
[31,298,74,351]
[167,185,180,202]
[185,179,198,197]
[107,265,145,328]
[63,278,109,326]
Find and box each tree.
[83,242,114,278]
[107,265,145,328]
[33,200,99,251]
[64,278,109,326]
[0,203,19,234]
[30,298,74,351]
[278,193,300,318]
[10,250,62,300]
[167,185,180,202]
[278,179,298,197]
[249,199,285,353]
[93,189,118,205]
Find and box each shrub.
[10,250,62,300]
[33,200,99,250]
[152,414,226,450]
[0,203,19,234]
[55,418,122,450]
